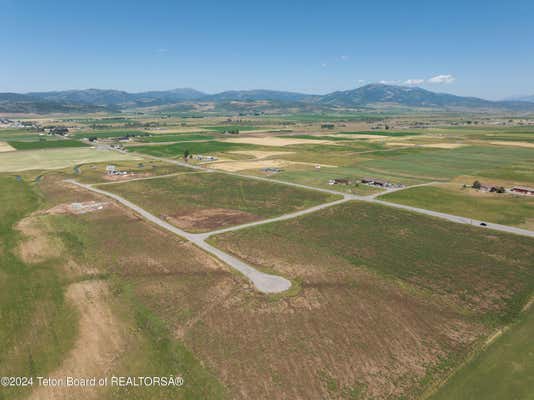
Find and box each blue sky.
[2,0,533,99]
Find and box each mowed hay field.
[0,148,138,172]
[104,172,340,232]
[430,305,534,400]
[380,185,534,229]
[207,201,534,398]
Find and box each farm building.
[192,154,217,161]
[106,165,117,175]
[262,167,282,173]
[361,177,404,189]
[510,186,534,195]
[328,178,351,185]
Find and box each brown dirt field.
[0,141,15,152]
[490,140,534,148]
[27,280,126,400]
[185,263,484,400]
[211,159,337,172]
[101,172,150,181]
[45,201,109,215]
[165,207,261,231]
[223,137,335,146]
[16,217,58,264]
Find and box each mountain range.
[1,84,534,113]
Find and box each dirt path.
[27,280,124,400]
[138,153,534,238]
[66,180,292,294]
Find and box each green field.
[0,148,139,172]
[0,176,78,400]
[138,133,215,143]
[8,139,89,150]
[73,160,193,183]
[210,201,534,322]
[359,145,534,181]
[104,172,340,232]
[430,306,534,400]
[380,185,534,228]
[129,141,256,157]
[202,125,260,132]
[71,129,148,139]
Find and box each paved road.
[66,179,292,294]
[140,153,534,239]
[371,199,534,238]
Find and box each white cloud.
[339,55,349,61]
[379,80,401,85]
[404,78,425,86]
[156,48,169,53]
[427,74,455,84]
[321,63,328,68]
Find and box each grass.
[104,172,340,232]
[8,139,89,150]
[210,201,534,323]
[0,147,138,172]
[0,176,78,400]
[430,305,534,400]
[130,141,255,157]
[71,160,193,184]
[338,130,420,136]
[380,185,534,228]
[360,145,534,181]
[202,125,259,132]
[138,133,215,143]
[36,179,229,400]
[71,129,148,139]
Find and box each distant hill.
[319,84,534,111]
[28,88,206,107]
[203,89,315,102]
[3,84,534,113]
[0,93,107,113]
[505,94,534,103]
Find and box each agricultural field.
[0,147,138,172]
[1,112,534,400]
[380,184,534,229]
[8,139,89,150]
[103,172,340,232]
[430,305,534,400]
[208,201,534,398]
[71,159,193,184]
[0,174,229,400]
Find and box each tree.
[183,149,190,160]
[472,180,481,189]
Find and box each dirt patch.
[227,150,295,159]
[490,141,534,149]
[0,141,15,152]
[102,172,150,181]
[165,207,261,231]
[211,159,337,172]
[422,143,466,149]
[223,137,335,146]
[16,217,57,264]
[46,201,110,215]
[27,280,125,400]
